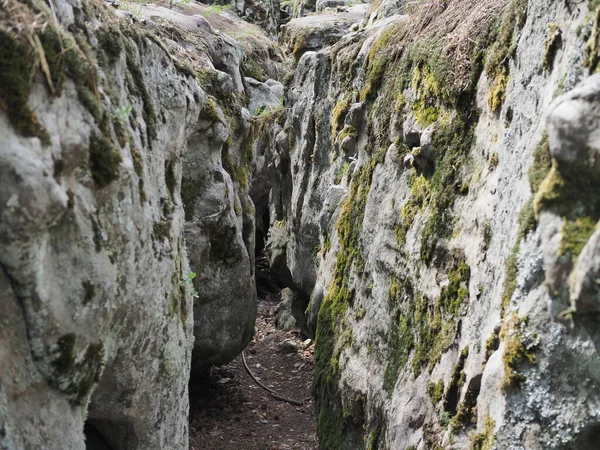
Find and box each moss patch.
[528,135,552,192]
[501,135,553,313]
[560,217,597,258]
[89,133,122,187]
[0,28,49,143]
[543,23,562,71]
[314,151,386,448]
[125,40,157,145]
[484,0,528,112]
[501,314,536,388]
[469,416,495,450]
[49,334,105,405]
[427,379,445,404]
[419,114,478,264]
[332,95,351,144]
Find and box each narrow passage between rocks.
[189,298,318,450]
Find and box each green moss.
[165,159,177,198]
[427,379,445,404]
[585,7,600,72]
[485,0,528,111]
[488,152,499,170]
[323,238,332,255]
[560,217,597,258]
[501,135,553,314]
[543,23,562,71]
[365,425,381,450]
[0,28,49,143]
[130,142,147,202]
[314,151,385,447]
[501,314,536,388]
[39,27,103,122]
[97,26,124,61]
[153,218,172,241]
[384,258,469,388]
[532,149,600,277]
[89,134,122,187]
[501,243,520,313]
[439,260,470,316]
[411,65,442,126]
[395,174,431,247]
[223,151,249,189]
[451,402,477,431]
[125,42,157,144]
[337,125,358,144]
[353,308,366,320]
[359,22,408,103]
[332,96,351,143]
[419,114,478,264]
[528,135,552,192]
[443,347,469,416]
[488,68,509,113]
[383,314,414,395]
[335,162,351,184]
[484,329,500,362]
[534,161,600,221]
[469,416,495,450]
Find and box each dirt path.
[189,299,318,450]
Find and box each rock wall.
[0,0,272,447]
[265,0,600,448]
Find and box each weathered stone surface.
[0,0,270,446]
[275,288,298,330]
[258,0,600,448]
[246,77,284,113]
[0,1,197,447]
[281,5,367,59]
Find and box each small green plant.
[112,104,132,125]
[170,0,192,8]
[200,3,232,16]
[183,271,199,298]
[119,1,144,19]
[441,411,451,426]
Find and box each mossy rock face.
[89,134,123,187]
[48,334,105,406]
[484,0,529,113]
[0,28,49,143]
[314,153,385,448]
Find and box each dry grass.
[0,0,50,36]
[388,0,509,90]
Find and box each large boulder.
[0,0,265,447]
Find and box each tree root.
[241,350,304,407]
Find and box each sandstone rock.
[246,77,283,114]
[281,5,367,60]
[275,288,298,331]
[258,0,600,448]
[316,0,346,12]
[0,0,268,446]
[0,2,198,447]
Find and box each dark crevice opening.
[84,419,138,450]
[255,207,287,299]
[84,421,114,450]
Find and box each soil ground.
[189,299,318,450]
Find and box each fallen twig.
[241,350,304,407]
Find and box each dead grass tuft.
[389,0,509,91]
